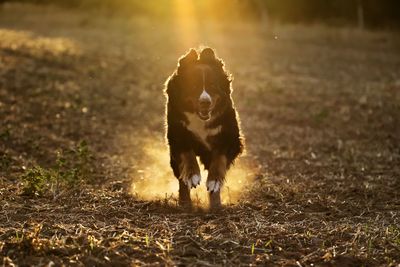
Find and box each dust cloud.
[130,137,257,206]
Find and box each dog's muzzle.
[198,90,212,120]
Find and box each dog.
[165,47,244,210]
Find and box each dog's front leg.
[178,151,201,207]
[207,154,227,211]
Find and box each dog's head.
[167,48,231,121]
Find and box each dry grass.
[1,4,400,266]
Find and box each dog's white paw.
[186,174,201,189]
[207,180,221,193]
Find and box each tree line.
[2,0,400,28]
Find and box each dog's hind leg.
[178,179,191,208]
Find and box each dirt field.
[1,4,400,266]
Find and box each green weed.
[0,152,12,171]
[20,140,93,197]
[21,166,55,196]
[314,108,329,124]
[0,129,11,141]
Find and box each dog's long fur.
[165,47,243,209]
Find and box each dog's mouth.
[198,108,211,121]
[197,96,219,121]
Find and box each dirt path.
[1,4,400,266]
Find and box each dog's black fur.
[165,47,243,209]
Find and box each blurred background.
[2,0,400,29]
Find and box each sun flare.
[172,0,200,48]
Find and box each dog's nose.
[199,90,211,107]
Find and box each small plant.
[87,235,97,250]
[20,140,93,197]
[14,231,23,243]
[265,239,273,248]
[21,166,56,196]
[0,152,12,171]
[314,108,329,124]
[0,128,11,141]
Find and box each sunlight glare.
[172,0,199,48]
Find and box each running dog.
[165,47,243,210]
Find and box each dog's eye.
[187,85,202,96]
[208,84,218,92]
[186,83,200,91]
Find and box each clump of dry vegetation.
[0,4,399,266]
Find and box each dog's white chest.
[183,112,221,149]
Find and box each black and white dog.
[165,48,243,210]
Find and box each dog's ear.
[178,49,198,67]
[199,48,216,63]
[200,48,232,95]
[200,47,225,71]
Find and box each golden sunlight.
[172,0,200,48]
[0,29,80,56]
